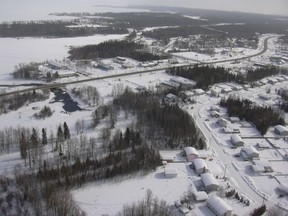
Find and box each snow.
[0,2,149,22]
[73,163,192,216]
[0,34,127,77]
[182,15,208,21]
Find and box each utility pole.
[223,164,228,180]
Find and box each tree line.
[113,89,204,149]
[0,89,50,115]
[220,96,285,135]
[167,64,244,90]
[0,20,127,38]
[68,39,168,61]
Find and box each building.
[194,89,205,96]
[218,118,228,127]
[230,134,244,147]
[258,93,271,101]
[278,183,288,195]
[223,127,240,134]
[164,168,178,178]
[97,62,114,70]
[169,76,196,89]
[274,125,288,136]
[251,159,273,173]
[211,111,220,118]
[210,105,221,112]
[206,196,233,216]
[193,191,208,202]
[255,142,270,150]
[201,173,219,192]
[192,158,209,175]
[184,147,199,161]
[241,146,259,161]
[163,93,181,105]
[229,117,240,123]
[47,60,62,70]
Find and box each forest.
[246,66,281,83]
[0,20,127,38]
[0,89,50,115]
[167,65,244,90]
[113,89,204,149]
[220,96,285,135]
[68,39,168,61]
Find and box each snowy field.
[0,34,127,78]
[73,163,193,216]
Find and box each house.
[168,58,179,64]
[194,89,205,96]
[163,93,181,105]
[210,105,220,112]
[169,76,196,89]
[114,56,126,64]
[193,191,208,202]
[184,147,199,161]
[241,146,259,161]
[230,134,244,147]
[206,196,233,216]
[251,159,273,173]
[255,142,270,150]
[97,62,114,70]
[211,111,220,118]
[274,125,288,136]
[47,60,62,70]
[164,168,178,178]
[258,93,271,101]
[223,127,240,134]
[277,183,288,195]
[201,173,219,192]
[192,158,209,175]
[218,118,228,127]
[229,117,240,123]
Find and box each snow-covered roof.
[194,88,205,95]
[164,168,178,176]
[193,191,208,201]
[184,147,199,156]
[230,134,244,145]
[206,196,233,216]
[258,93,271,100]
[211,110,220,117]
[170,76,196,86]
[210,105,220,111]
[192,158,208,170]
[252,159,271,168]
[241,146,259,156]
[165,93,178,100]
[229,117,240,122]
[274,125,288,135]
[201,173,219,187]
[278,183,288,194]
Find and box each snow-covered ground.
[0,34,127,77]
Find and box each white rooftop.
[207,196,233,215]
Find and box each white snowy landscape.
[0,1,288,216]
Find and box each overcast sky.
[0,0,287,21]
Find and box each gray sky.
[128,0,288,16]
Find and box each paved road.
[184,102,265,214]
[0,36,275,98]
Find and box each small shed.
[251,159,273,173]
[218,118,228,127]
[184,147,199,161]
[211,111,220,118]
[278,183,288,195]
[192,158,209,175]
[194,89,205,96]
[255,142,270,150]
[241,146,259,160]
[201,173,219,192]
[210,105,221,112]
[206,196,233,216]
[258,93,271,100]
[230,134,244,146]
[164,93,181,105]
[274,125,288,136]
[193,191,208,202]
[164,168,178,178]
[229,117,240,123]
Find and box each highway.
[0,36,275,98]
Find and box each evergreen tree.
[42,128,47,145]
[63,122,70,140]
[57,125,64,142]
[20,131,27,161]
